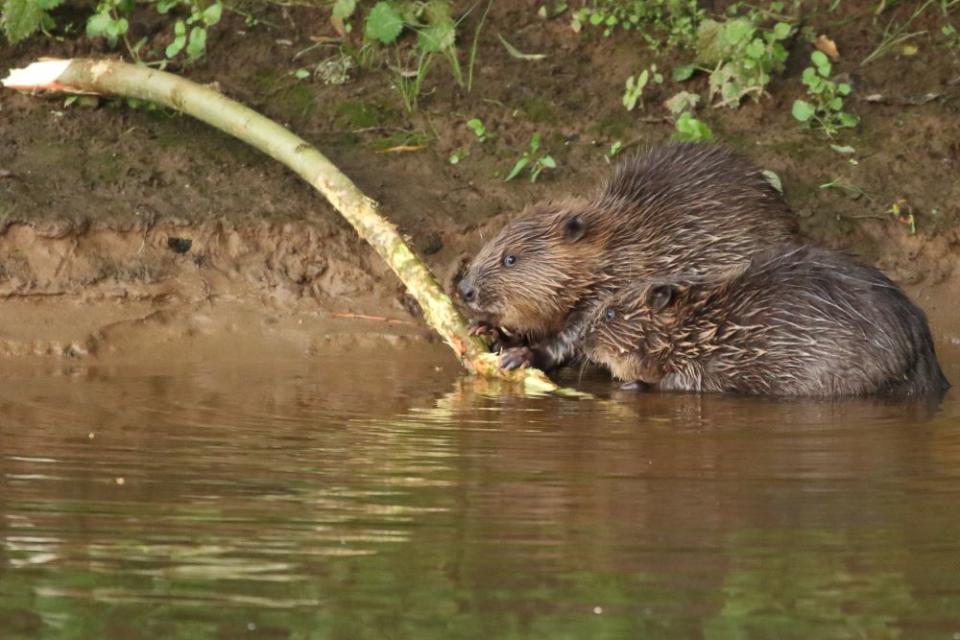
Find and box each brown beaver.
[457,143,797,370]
[584,245,950,397]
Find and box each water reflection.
[1,351,959,638]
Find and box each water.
[2,350,960,639]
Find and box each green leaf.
[673,112,713,142]
[722,19,755,46]
[792,99,815,122]
[772,21,792,40]
[839,112,859,127]
[745,38,765,59]
[838,82,852,95]
[811,50,831,76]
[761,169,783,194]
[664,90,700,115]
[539,155,557,169]
[332,0,357,20]
[418,22,454,52]
[186,25,206,60]
[364,1,403,44]
[505,157,529,181]
[672,63,696,82]
[828,96,843,110]
[830,144,855,154]
[4,0,46,43]
[85,11,111,39]
[201,2,222,26]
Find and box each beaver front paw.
[468,322,498,338]
[499,346,537,370]
[619,380,652,391]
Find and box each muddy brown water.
[1,349,959,639]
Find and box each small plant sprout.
[695,17,793,107]
[607,140,624,159]
[83,0,223,64]
[623,65,663,111]
[571,0,704,50]
[673,112,714,142]
[505,133,557,183]
[792,51,859,137]
[466,118,492,142]
[664,91,712,142]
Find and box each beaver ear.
[563,216,587,243]
[647,284,675,312]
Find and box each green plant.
[466,118,492,142]
[663,90,712,141]
[673,112,713,142]
[337,0,485,109]
[792,51,858,137]
[942,22,959,47]
[82,0,222,64]
[1,0,63,43]
[606,140,624,159]
[571,0,704,50]
[693,17,792,108]
[622,64,663,111]
[392,48,435,112]
[861,0,940,65]
[505,133,557,183]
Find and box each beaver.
[457,143,797,370]
[584,245,950,397]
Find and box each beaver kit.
[584,245,950,397]
[457,143,796,371]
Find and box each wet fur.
[585,245,950,397]
[458,143,797,369]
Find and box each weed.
[392,48,435,113]
[607,140,624,159]
[505,133,556,183]
[663,89,713,141]
[622,64,663,111]
[693,17,793,108]
[332,1,488,110]
[84,0,222,65]
[571,0,704,50]
[792,51,858,137]
[942,22,959,47]
[466,118,492,142]
[673,112,713,142]
[2,0,62,43]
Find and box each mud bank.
[0,219,443,362]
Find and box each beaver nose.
[458,278,477,303]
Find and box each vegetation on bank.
[3,0,958,234]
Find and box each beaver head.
[585,281,699,384]
[457,199,606,338]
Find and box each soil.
[1,1,959,366]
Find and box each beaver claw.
[468,322,497,338]
[499,346,535,370]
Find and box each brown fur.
[585,245,950,397]
[458,143,797,369]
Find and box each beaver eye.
[503,255,517,267]
[605,308,617,321]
